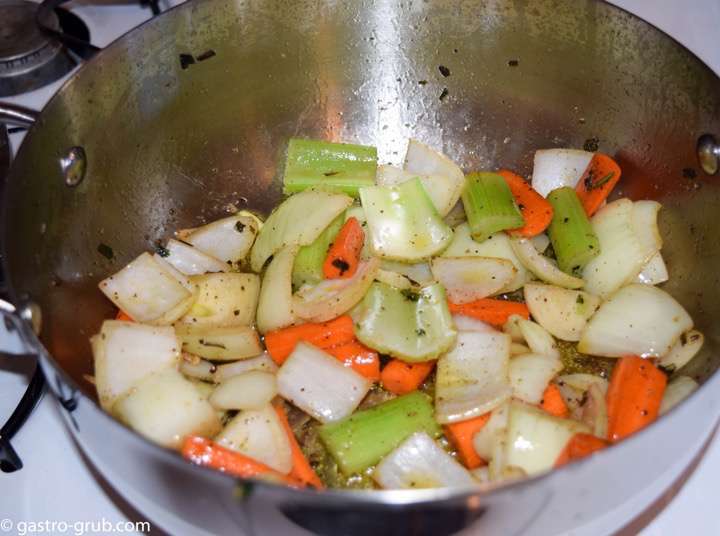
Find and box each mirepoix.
[90,137,700,490]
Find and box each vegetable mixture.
[91,138,702,490]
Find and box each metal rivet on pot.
[18,301,42,335]
[697,134,719,175]
[60,146,87,187]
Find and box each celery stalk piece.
[461,172,524,242]
[359,178,453,261]
[292,212,345,288]
[318,391,441,475]
[355,281,457,362]
[546,187,600,274]
[283,139,377,197]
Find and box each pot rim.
[2,0,720,506]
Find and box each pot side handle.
[0,103,38,129]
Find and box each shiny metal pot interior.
[2,0,720,534]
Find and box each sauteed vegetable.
[90,138,702,490]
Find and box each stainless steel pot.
[1,0,720,534]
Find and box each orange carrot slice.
[380,359,435,395]
[498,169,554,237]
[555,433,609,467]
[448,299,530,327]
[116,310,134,322]
[264,316,356,365]
[181,436,301,486]
[540,383,568,418]
[606,355,667,442]
[326,341,380,381]
[575,153,622,217]
[273,405,325,489]
[444,414,490,469]
[323,217,365,279]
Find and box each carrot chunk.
[444,414,490,469]
[498,169,554,237]
[273,405,325,489]
[323,217,364,279]
[326,341,380,381]
[264,316,355,365]
[447,299,530,327]
[575,153,622,217]
[606,355,667,442]
[555,433,609,467]
[540,383,568,418]
[380,360,435,395]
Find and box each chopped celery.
[283,139,377,197]
[318,392,441,475]
[461,172,524,241]
[354,281,456,362]
[359,178,453,261]
[546,187,600,274]
[292,213,345,288]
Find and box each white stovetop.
[2,1,720,535]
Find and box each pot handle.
[0,103,38,129]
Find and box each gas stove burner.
[0,0,90,97]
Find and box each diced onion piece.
[510,237,584,289]
[556,373,608,396]
[442,224,529,292]
[161,239,229,275]
[531,149,593,197]
[511,343,531,355]
[180,272,260,327]
[404,139,465,213]
[292,258,380,322]
[256,246,298,334]
[377,164,459,217]
[473,403,509,461]
[578,283,693,358]
[443,201,467,228]
[659,376,699,415]
[503,314,525,342]
[213,353,277,383]
[114,368,221,449]
[379,260,435,285]
[375,269,413,290]
[99,252,195,324]
[582,199,656,298]
[632,200,663,253]
[635,252,669,285]
[517,319,559,359]
[216,404,292,473]
[209,371,277,410]
[178,213,260,265]
[175,325,263,361]
[355,282,457,362]
[452,314,498,333]
[250,190,352,272]
[509,353,563,404]
[430,257,516,304]
[277,342,371,423]
[92,320,180,411]
[435,331,512,423]
[373,432,475,489]
[580,383,608,439]
[180,355,216,381]
[360,178,453,261]
[530,233,551,253]
[471,466,491,484]
[658,330,704,372]
[505,400,590,475]
[524,283,600,342]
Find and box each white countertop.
[2,1,720,535]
